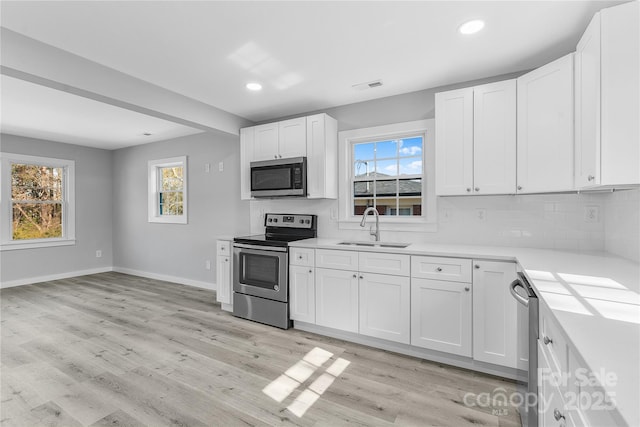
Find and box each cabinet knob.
[225,258,228,262]
[274,155,278,159]
[464,286,470,292]
[553,409,565,422]
[466,188,471,192]
[353,274,357,278]
[588,175,595,181]
[517,186,522,190]
[474,187,480,192]
[436,267,442,272]
[543,336,553,345]
[298,255,303,259]
[309,269,312,274]
[474,264,480,269]
[359,275,364,279]
[279,155,282,158]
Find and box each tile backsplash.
[251,192,614,252]
[604,188,640,262]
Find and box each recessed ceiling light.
[246,82,262,91]
[459,19,485,35]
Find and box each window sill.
[0,239,76,251]
[338,218,437,233]
[148,216,188,224]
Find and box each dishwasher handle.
[510,279,529,307]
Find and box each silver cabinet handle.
[543,336,553,345]
[436,267,442,272]
[588,175,595,181]
[464,286,470,292]
[474,264,480,269]
[466,188,471,192]
[553,409,565,421]
[517,186,522,190]
[474,187,480,192]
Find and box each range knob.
[299,219,304,224]
[273,218,278,223]
[305,219,310,224]
[268,218,273,223]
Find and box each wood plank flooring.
[1,272,522,426]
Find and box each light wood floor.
[1,272,522,427]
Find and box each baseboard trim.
[112,267,216,291]
[0,267,114,289]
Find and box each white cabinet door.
[290,265,315,324]
[306,114,338,199]
[473,80,516,195]
[435,87,474,196]
[410,278,472,356]
[240,127,255,200]
[517,53,574,193]
[253,123,279,161]
[278,117,307,159]
[575,12,601,189]
[359,273,410,344]
[315,268,359,333]
[600,1,639,187]
[216,255,231,305]
[472,261,518,368]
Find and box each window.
[0,153,76,250]
[338,119,436,231]
[148,156,188,224]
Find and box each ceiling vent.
[352,79,384,91]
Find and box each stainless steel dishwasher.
[510,272,539,427]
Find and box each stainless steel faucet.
[360,207,380,241]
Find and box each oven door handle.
[233,243,287,252]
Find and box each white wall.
[0,134,114,286]
[604,188,640,262]
[112,131,250,288]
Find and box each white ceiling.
[1,75,204,150]
[0,0,623,149]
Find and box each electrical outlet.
[205,260,211,270]
[96,250,102,258]
[218,161,224,172]
[204,163,210,173]
[476,208,487,221]
[584,206,600,223]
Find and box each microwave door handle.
[509,279,529,307]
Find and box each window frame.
[0,153,76,251]
[338,119,437,232]
[148,156,188,224]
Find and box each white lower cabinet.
[289,265,315,323]
[472,261,518,368]
[315,267,359,333]
[216,240,232,308]
[410,278,472,357]
[359,272,410,344]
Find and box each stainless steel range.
[233,213,317,329]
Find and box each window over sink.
[338,119,436,231]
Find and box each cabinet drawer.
[540,302,568,378]
[411,256,472,282]
[217,240,231,255]
[359,252,410,276]
[290,247,315,267]
[316,249,358,271]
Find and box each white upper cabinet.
[575,1,639,189]
[435,80,516,196]
[306,114,338,199]
[277,117,307,159]
[517,53,574,194]
[253,117,306,161]
[435,87,474,195]
[473,80,517,195]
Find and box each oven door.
[233,243,288,302]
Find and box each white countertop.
[291,238,640,426]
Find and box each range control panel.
[264,213,316,229]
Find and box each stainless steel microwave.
[250,157,307,198]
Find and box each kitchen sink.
[338,241,410,249]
